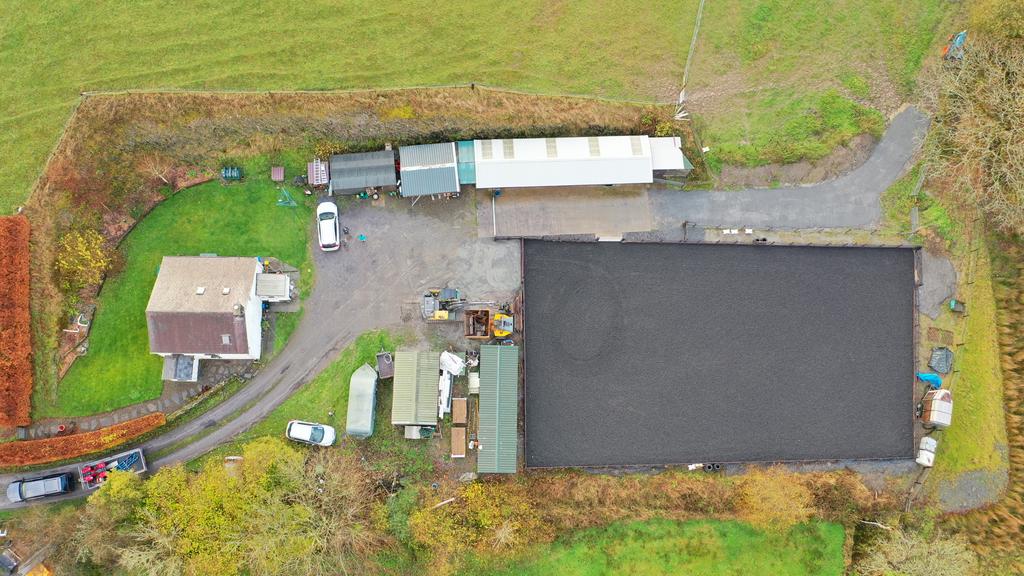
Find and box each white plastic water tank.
[916,436,938,467]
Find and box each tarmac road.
[649,106,931,229]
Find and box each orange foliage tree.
[0,412,164,467]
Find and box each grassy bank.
[0,0,698,213]
[690,0,947,167]
[463,519,845,576]
[38,157,312,418]
[703,89,884,169]
[932,241,1007,477]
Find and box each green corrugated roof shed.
[391,351,439,426]
[478,345,519,474]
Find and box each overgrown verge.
[0,412,164,468]
[404,467,889,574]
[923,36,1024,235]
[702,89,885,171]
[24,87,699,415]
[0,216,33,428]
[941,237,1024,573]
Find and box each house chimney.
[222,287,230,295]
[196,286,206,295]
[233,303,244,317]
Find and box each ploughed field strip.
[523,241,916,467]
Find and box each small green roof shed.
[391,350,439,426]
[478,344,519,474]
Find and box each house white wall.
[244,281,262,360]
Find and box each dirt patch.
[717,133,876,188]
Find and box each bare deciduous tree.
[857,528,977,576]
[924,37,1024,234]
[137,153,174,186]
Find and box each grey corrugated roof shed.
[478,344,519,474]
[399,143,460,196]
[329,151,397,193]
[391,350,439,426]
[401,142,456,165]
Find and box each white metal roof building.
[472,135,689,189]
[399,143,460,197]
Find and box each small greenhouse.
[346,364,378,438]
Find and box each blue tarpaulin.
[916,372,942,389]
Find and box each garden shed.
[346,363,378,438]
[391,350,440,427]
[329,150,397,195]
[478,344,519,474]
[398,143,460,197]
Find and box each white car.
[316,201,340,252]
[286,420,337,446]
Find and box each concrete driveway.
[0,195,520,509]
[480,186,652,238]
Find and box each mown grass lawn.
[36,156,313,418]
[690,0,948,168]
[196,330,433,480]
[0,0,697,213]
[463,519,845,576]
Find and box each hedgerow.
[0,412,164,467]
[0,216,33,427]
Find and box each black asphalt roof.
[523,241,916,467]
[329,150,397,193]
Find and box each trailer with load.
[78,448,147,490]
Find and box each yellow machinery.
[492,313,514,338]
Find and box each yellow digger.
[492,312,514,338]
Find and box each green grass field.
[36,157,312,418]
[689,0,947,167]
[464,519,845,576]
[0,0,697,213]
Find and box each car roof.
[318,218,338,244]
[20,474,67,499]
[289,421,318,441]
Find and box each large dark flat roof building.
[523,241,916,468]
